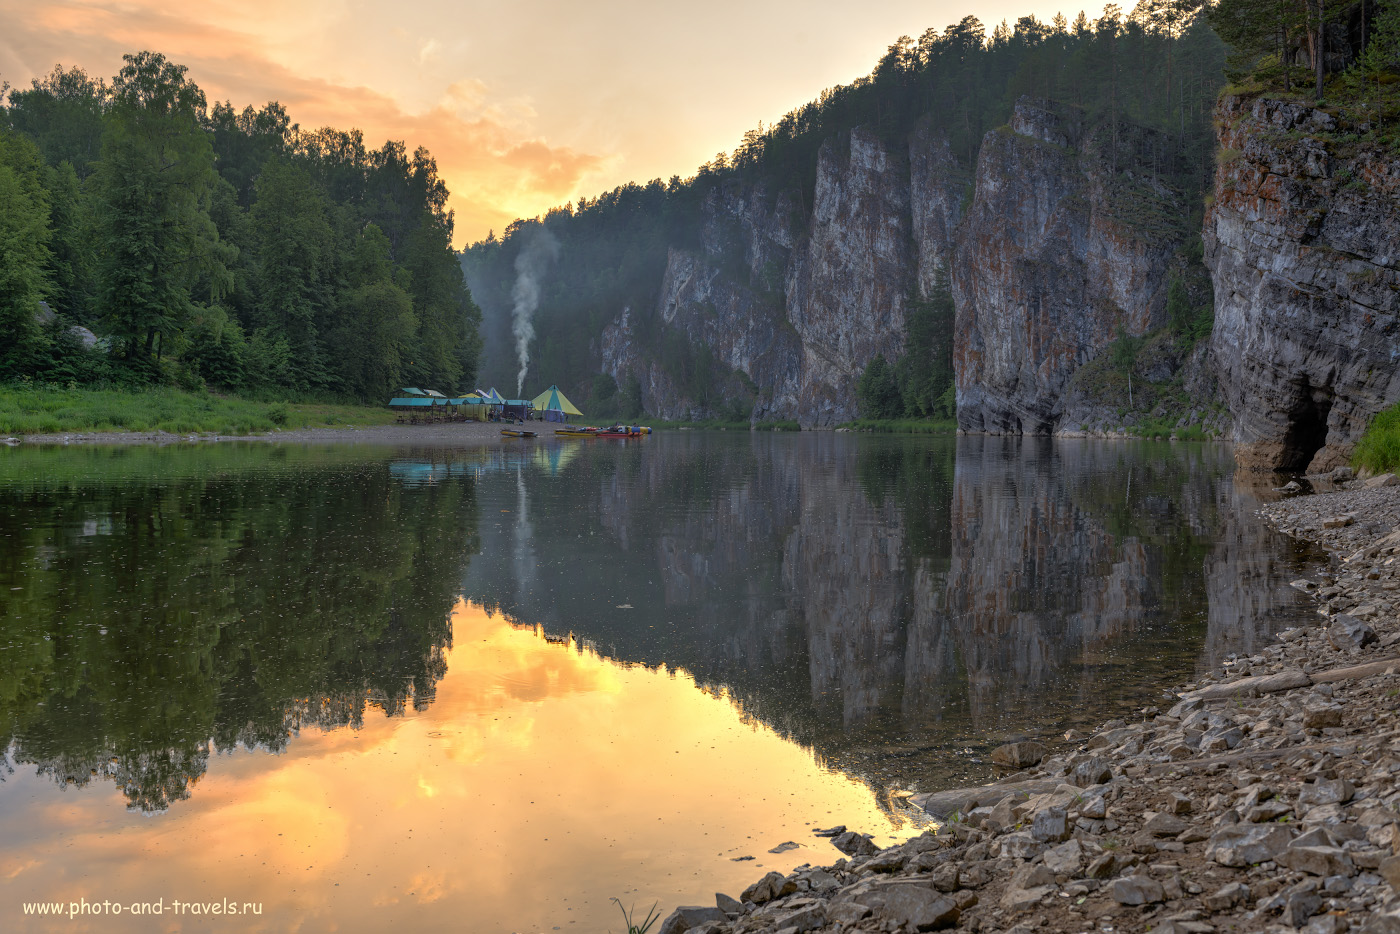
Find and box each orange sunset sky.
[2,0,1113,248]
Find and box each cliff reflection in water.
[0,446,477,812]
[463,433,1312,790]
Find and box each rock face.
[602,122,966,426]
[953,100,1185,434]
[1206,95,1400,472]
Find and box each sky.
[1,0,1113,247]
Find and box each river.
[0,433,1315,932]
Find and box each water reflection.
[462,434,1314,790]
[0,446,475,812]
[0,436,1316,932]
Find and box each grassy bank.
[837,418,957,434]
[1354,401,1400,474]
[637,419,802,431]
[0,385,396,436]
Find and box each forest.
[0,52,481,401]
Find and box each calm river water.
[0,434,1314,932]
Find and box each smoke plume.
[511,228,560,397]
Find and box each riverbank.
[673,479,1400,934]
[0,385,397,437]
[10,420,532,447]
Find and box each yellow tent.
[530,385,584,420]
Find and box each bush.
[1354,401,1400,474]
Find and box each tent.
[530,385,584,423]
[482,387,507,405]
[399,387,429,396]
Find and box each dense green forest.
[462,0,1231,420]
[0,52,481,401]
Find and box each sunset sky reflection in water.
[2,598,918,934]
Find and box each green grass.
[1354,401,1400,474]
[639,418,802,431]
[837,418,958,434]
[0,384,397,436]
[610,899,659,934]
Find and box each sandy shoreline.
[678,479,1400,934]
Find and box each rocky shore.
[661,477,1400,934]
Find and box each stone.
[1043,839,1084,876]
[829,831,879,858]
[1292,827,1339,848]
[863,849,907,873]
[1080,794,1107,819]
[1303,707,1344,730]
[742,871,795,905]
[1167,792,1193,815]
[1380,855,1400,888]
[1001,884,1055,911]
[928,863,960,892]
[1247,801,1293,823]
[999,831,1045,860]
[1072,757,1113,787]
[1306,916,1349,934]
[1299,778,1355,807]
[1086,853,1124,879]
[825,901,872,924]
[849,883,959,930]
[1280,890,1322,928]
[1366,473,1400,488]
[1276,845,1356,877]
[1110,874,1165,906]
[1205,823,1294,867]
[1031,806,1070,843]
[715,892,743,914]
[1322,514,1356,528]
[769,903,825,933]
[990,741,1047,769]
[1363,909,1400,934]
[1329,614,1378,651]
[1143,812,1189,837]
[1202,881,1250,911]
[659,906,727,934]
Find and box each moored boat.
[501,428,537,438]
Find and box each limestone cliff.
[953,101,1187,433]
[1206,95,1400,472]
[601,100,1195,431]
[602,122,967,426]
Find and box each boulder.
[1302,706,1343,729]
[1031,806,1070,843]
[1276,845,1356,877]
[1281,890,1322,928]
[769,903,825,933]
[1365,473,1400,488]
[1202,881,1250,911]
[1110,874,1165,906]
[998,831,1045,860]
[741,871,795,905]
[848,883,959,930]
[830,831,879,857]
[1143,812,1189,837]
[1043,839,1084,876]
[659,906,727,934]
[1298,778,1355,807]
[990,741,1047,768]
[1328,614,1378,651]
[1071,757,1113,787]
[715,892,743,914]
[1205,824,1294,867]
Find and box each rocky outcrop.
[601,99,1205,430]
[953,101,1186,434]
[602,123,968,427]
[1206,95,1400,472]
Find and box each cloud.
[0,0,606,245]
